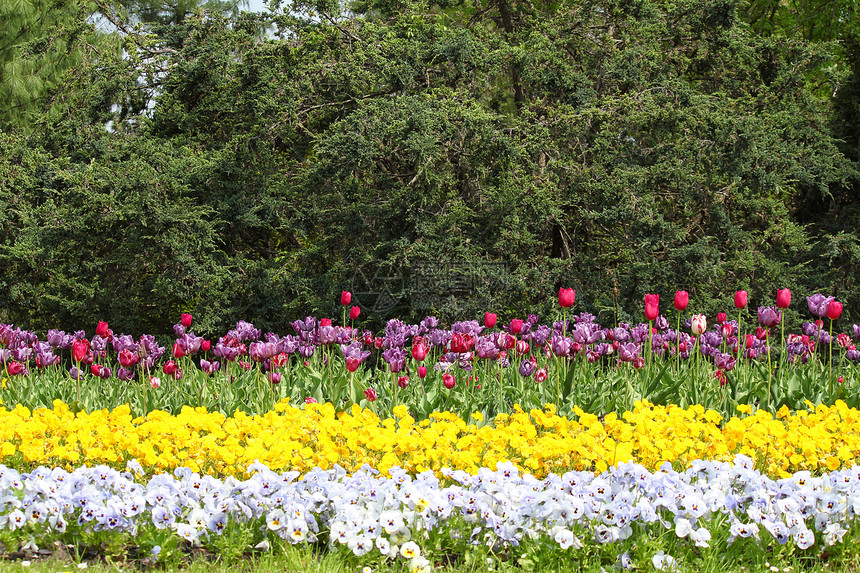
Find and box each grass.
[0,543,858,573]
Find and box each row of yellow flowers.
[0,399,858,479]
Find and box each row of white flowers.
[0,456,857,570]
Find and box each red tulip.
[201,340,211,352]
[363,387,377,401]
[734,291,748,310]
[442,373,455,389]
[418,366,427,379]
[163,360,177,376]
[119,348,139,368]
[776,289,791,309]
[181,313,193,328]
[341,291,352,306]
[320,318,332,327]
[450,333,473,353]
[716,312,727,324]
[534,368,548,383]
[828,300,843,320]
[484,312,497,329]
[509,319,523,335]
[90,364,103,377]
[674,291,689,311]
[644,294,660,321]
[172,341,186,359]
[95,321,110,338]
[397,376,409,389]
[72,339,89,363]
[350,306,360,320]
[412,342,428,362]
[559,288,575,308]
[7,361,24,375]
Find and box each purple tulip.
[117,367,135,381]
[340,341,370,364]
[528,325,552,347]
[518,360,535,377]
[618,342,639,362]
[475,337,500,359]
[298,345,315,359]
[611,327,630,343]
[382,347,407,373]
[200,359,220,375]
[853,324,860,341]
[213,343,240,361]
[757,306,781,328]
[551,335,572,357]
[714,352,737,372]
[847,349,860,362]
[806,294,834,318]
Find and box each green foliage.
[0,0,859,335]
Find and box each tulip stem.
[675,312,681,376]
[829,318,834,401]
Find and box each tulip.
[320,318,332,327]
[363,387,377,401]
[716,312,727,324]
[509,319,523,335]
[305,396,318,404]
[807,294,835,317]
[442,373,455,389]
[674,291,689,311]
[534,368,548,383]
[411,342,428,362]
[644,294,659,321]
[345,357,360,372]
[757,306,781,328]
[150,376,161,389]
[776,289,791,309]
[690,314,707,335]
[95,321,110,338]
[418,365,427,379]
[350,306,361,320]
[201,340,211,352]
[7,361,24,375]
[827,300,843,320]
[397,376,409,389]
[558,288,575,308]
[90,364,102,377]
[518,360,535,377]
[267,371,282,384]
[341,291,352,305]
[484,312,497,329]
[734,291,748,310]
[172,341,186,359]
[72,339,89,363]
[181,313,193,328]
[163,360,177,376]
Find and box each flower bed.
[1,400,859,480]
[0,455,857,571]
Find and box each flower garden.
[1,288,860,571]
